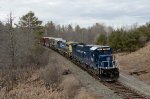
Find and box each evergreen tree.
[96,33,107,45]
[18,11,43,36]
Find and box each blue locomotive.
[40,37,119,81]
[71,44,119,81]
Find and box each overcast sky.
[0,0,150,28]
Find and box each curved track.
[103,82,146,99]
[49,46,148,99]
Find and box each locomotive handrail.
[115,60,120,69]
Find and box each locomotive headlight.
[106,57,110,61]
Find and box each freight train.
[40,37,119,81]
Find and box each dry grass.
[117,42,150,84]
[0,67,98,99]
[40,58,63,90]
[0,67,34,92]
[60,75,81,99]
[0,48,99,99]
[74,88,100,99]
[0,46,49,95]
[59,75,99,99]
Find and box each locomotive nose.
[99,55,113,68]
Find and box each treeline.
[96,23,150,52]
[44,22,113,44]
[1,11,150,68]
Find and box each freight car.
[40,37,119,81]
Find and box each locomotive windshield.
[103,50,110,54]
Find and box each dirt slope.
[117,42,150,84]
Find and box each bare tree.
[7,12,16,67]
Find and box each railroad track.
[48,47,148,99]
[103,82,146,99]
[73,59,147,99]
